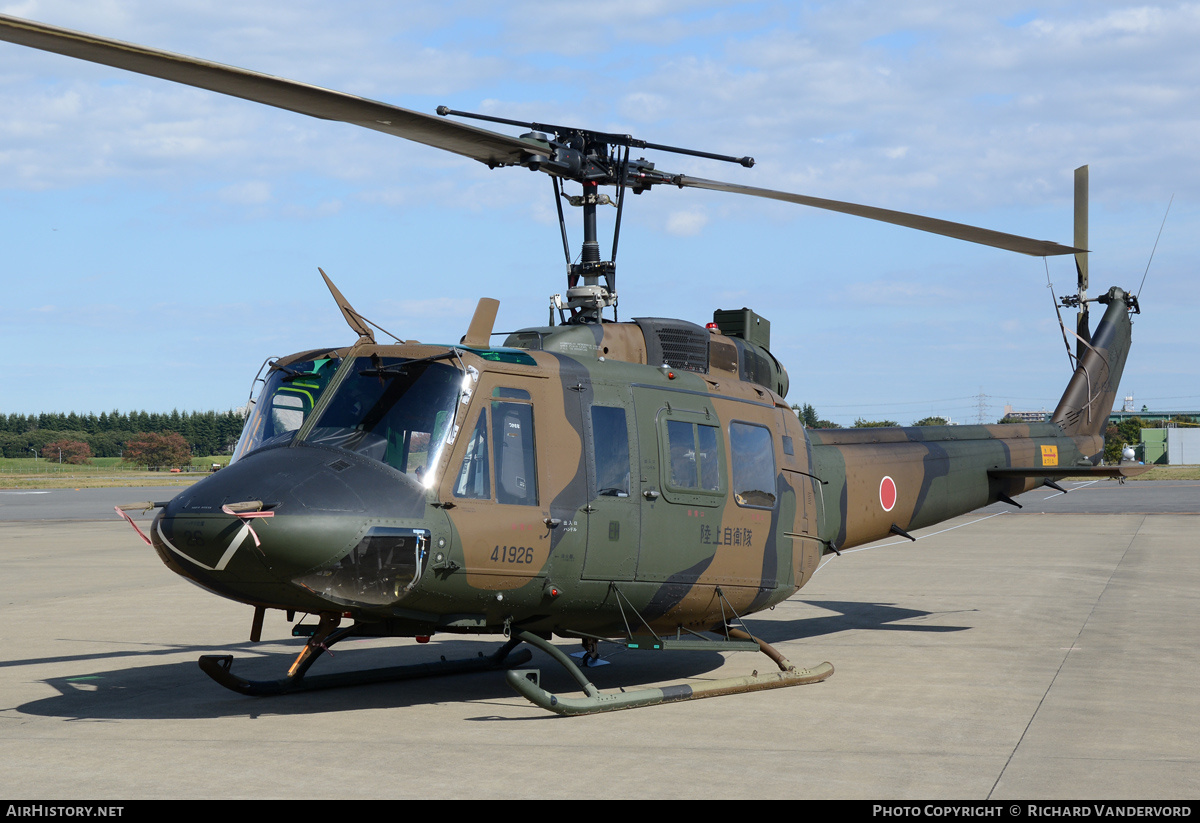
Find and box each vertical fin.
[1051,287,1133,438]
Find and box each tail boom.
[807,288,1139,552]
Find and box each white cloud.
[0,1,1196,414]
[218,180,271,205]
[665,209,708,236]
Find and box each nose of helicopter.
[151,444,433,608]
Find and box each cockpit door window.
[492,401,537,505]
[453,412,491,500]
[451,395,539,506]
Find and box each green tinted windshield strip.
[456,347,537,366]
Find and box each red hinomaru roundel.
[879,476,897,512]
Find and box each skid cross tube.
[505,630,833,716]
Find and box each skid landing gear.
[198,612,532,696]
[197,614,831,714]
[506,628,833,716]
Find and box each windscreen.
[303,356,462,487]
[231,357,341,462]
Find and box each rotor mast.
[564,171,618,325]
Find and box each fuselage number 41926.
[491,545,534,564]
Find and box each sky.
[0,0,1196,426]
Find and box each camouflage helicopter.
[0,14,1147,715]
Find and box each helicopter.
[0,13,1149,715]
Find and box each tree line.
[793,403,1196,464]
[0,409,246,459]
[791,403,944,429]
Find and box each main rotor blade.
[0,13,1084,258]
[674,176,1083,257]
[0,14,549,168]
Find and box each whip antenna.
[1137,194,1173,300]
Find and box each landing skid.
[506,628,833,716]
[196,613,832,714]
[198,612,531,696]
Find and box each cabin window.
[591,406,630,497]
[666,419,721,492]
[730,421,776,508]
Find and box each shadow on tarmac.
[10,598,969,722]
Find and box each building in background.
[1166,429,1200,465]
[1001,404,1049,423]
